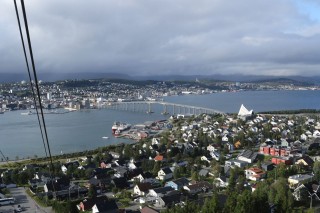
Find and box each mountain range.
[0,72,319,85]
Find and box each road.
[0,187,53,213]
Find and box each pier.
[103,101,224,115]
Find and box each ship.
[112,121,131,134]
[21,111,33,115]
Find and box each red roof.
[154,155,164,161]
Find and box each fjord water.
[0,90,319,159]
[165,90,320,113]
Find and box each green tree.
[223,191,238,213]
[2,172,11,184]
[191,170,199,181]
[173,167,181,179]
[202,191,220,213]
[235,175,245,193]
[271,178,294,213]
[88,185,97,198]
[227,169,236,193]
[313,161,320,181]
[17,171,29,185]
[235,190,254,213]
[152,161,161,176]
[252,181,270,213]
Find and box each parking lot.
[0,187,53,213]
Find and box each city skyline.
[1,0,320,77]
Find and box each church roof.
[238,104,253,116]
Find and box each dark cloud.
[1,0,320,76]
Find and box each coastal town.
[2,0,320,212]
[0,78,318,112]
[1,95,320,212]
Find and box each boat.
[112,121,131,133]
[102,136,109,139]
[21,111,33,115]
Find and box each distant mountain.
[1,72,319,85]
[248,77,315,86]
[143,74,320,85]
[0,72,131,83]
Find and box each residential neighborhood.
[1,104,320,212]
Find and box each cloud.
[1,0,320,77]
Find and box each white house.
[245,167,266,181]
[300,134,307,141]
[133,183,152,196]
[222,135,229,142]
[157,168,173,181]
[147,186,174,198]
[152,138,161,145]
[288,174,314,188]
[207,144,216,152]
[210,151,220,161]
[313,130,320,138]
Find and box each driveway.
[6,187,53,213]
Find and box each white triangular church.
[238,104,253,120]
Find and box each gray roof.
[172,177,189,186]
[199,169,209,176]
[238,150,258,161]
[161,167,172,175]
[153,186,174,194]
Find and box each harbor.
[111,119,171,141]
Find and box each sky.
[1,0,320,77]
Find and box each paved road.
[0,187,53,213]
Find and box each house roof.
[262,161,274,166]
[126,168,144,180]
[161,192,183,206]
[95,199,118,212]
[153,186,174,194]
[142,172,153,179]
[64,161,80,168]
[297,156,314,166]
[172,177,189,187]
[140,206,159,213]
[161,167,172,175]
[154,155,164,161]
[88,177,101,186]
[93,168,112,175]
[246,167,265,176]
[288,174,314,181]
[199,169,209,176]
[238,150,257,161]
[112,177,129,189]
[45,181,62,191]
[80,196,107,211]
[186,181,213,191]
[216,175,227,183]
[136,182,152,192]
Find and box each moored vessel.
[112,121,131,133]
[21,111,32,115]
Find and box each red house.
[271,157,292,165]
